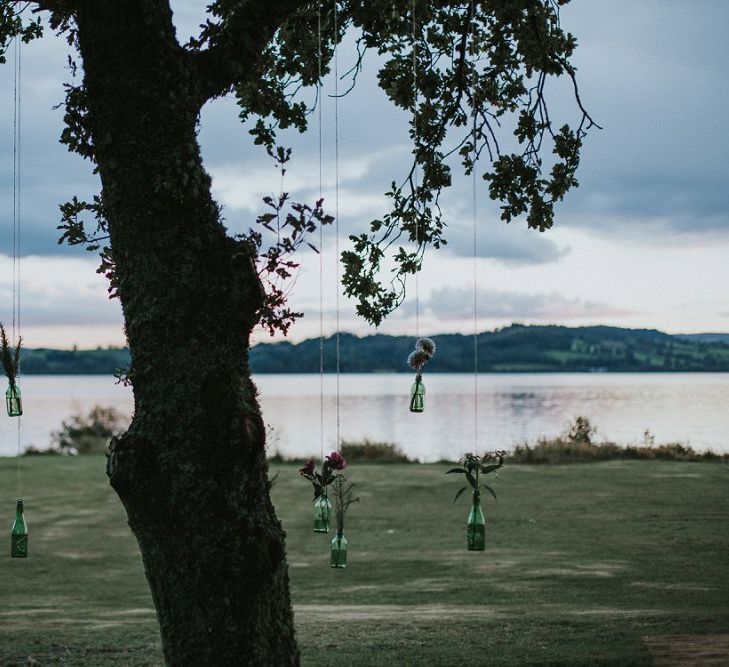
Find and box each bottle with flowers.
[446,451,504,551]
[299,451,347,533]
[406,337,436,413]
[329,475,359,568]
[1,323,22,417]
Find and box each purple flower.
[326,451,347,471]
[299,459,316,477]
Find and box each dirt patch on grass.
[99,608,155,617]
[337,578,451,594]
[573,607,667,616]
[296,603,670,624]
[631,581,716,592]
[56,551,105,560]
[0,608,156,632]
[652,473,702,479]
[644,634,729,665]
[492,581,527,593]
[0,608,59,617]
[295,604,500,622]
[527,562,623,578]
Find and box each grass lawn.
[0,456,727,665]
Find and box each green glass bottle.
[467,491,485,551]
[409,374,425,413]
[6,383,22,417]
[313,494,331,533]
[11,499,28,558]
[330,531,347,568]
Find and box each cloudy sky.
[0,0,728,349]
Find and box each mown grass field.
[0,456,727,665]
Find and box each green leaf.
[453,486,468,504]
[480,483,498,502]
[480,464,502,475]
[445,468,467,475]
[465,471,477,490]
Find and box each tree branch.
[29,0,73,12]
[191,0,312,105]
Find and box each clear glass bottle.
[6,383,22,417]
[467,490,485,551]
[409,374,425,413]
[11,499,28,558]
[330,531,347,568]
[313,494,331,533]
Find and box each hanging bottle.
[11,499,28,558]
[330,531,347,568]
[5,382,22,417]
[466,490,485,551]
[409,373,425,413]
[313,493,331,533]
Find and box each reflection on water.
[0,376,134,458]
[1,373,728,460]
[257,373,729,461]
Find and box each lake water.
[1,373,728,460]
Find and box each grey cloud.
[549,1,729,239]
[15,299,122,327]
[441,213,568,266]
[423,286,630,321]
[0,30,98,257]
[560,168,729,239]
[0,257,121,326]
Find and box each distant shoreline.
[18,324,729,374]
[14,369,729,376]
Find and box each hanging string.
[12,34,19,349]
[318,0,325,463]
[13,32,23,492]
[333,0,341,452]
[470,0,478,456]
[472,129,478,455]
[412,0,419,339]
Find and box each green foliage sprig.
[446,451,504,504]
[0,323,21,388]
[330,474,359,535]
[57,195,118,298]
[238,146,334,335]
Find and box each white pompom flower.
[407,349,430,371]
[416,337,436,358]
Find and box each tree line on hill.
[19,324,729,374]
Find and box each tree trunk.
[74,2,299,663]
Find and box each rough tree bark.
[74,2,298,663]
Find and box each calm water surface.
[1,373,727,460]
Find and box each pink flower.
[299,459,316,477]
[326,451,347,471]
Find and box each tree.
[1,1,595,663]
